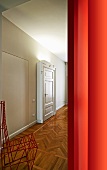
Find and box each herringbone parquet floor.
[0,106,68,170]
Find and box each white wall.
[0,13,2,100]
[65,62,68,105]
[0,12,2,152]
[2,16,66,136]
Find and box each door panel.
[45,70,53,79]
[45,81,53,104]
[44,67,54,121]
[45,106,53,116]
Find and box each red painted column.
[74,0,79,169]
[78,0,88,169]
[68,0,74,169]
[74,0,88,169]
[88,0,107,170]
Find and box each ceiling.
[2,0,67,62]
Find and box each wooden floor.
[1,106,68,170]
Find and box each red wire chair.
[0,101,38,170]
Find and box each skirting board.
[56,103,65,111]
[9,120,37,139]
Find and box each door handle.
[45,94,48,96]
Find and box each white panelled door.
[37,61,56,123]
[44,67,54,121]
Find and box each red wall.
[74,0,88,169]
[88,0,107,169]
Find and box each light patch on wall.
[36,35,64,54]
[37,52,51,63]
